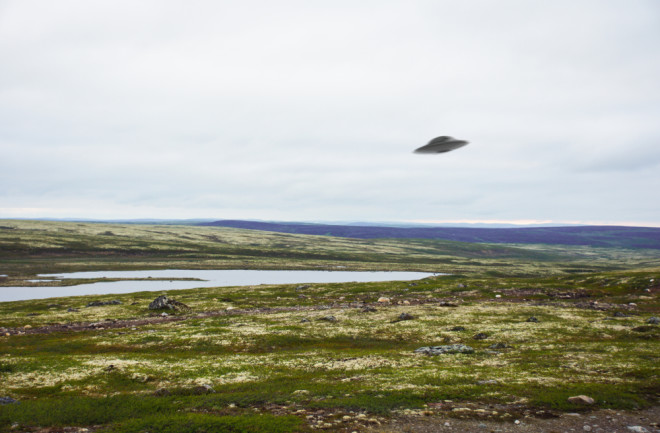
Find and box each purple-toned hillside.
[199,220,660,249]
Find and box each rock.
[526,316,539,322]
[646,316,660,324]
[583,425,592,432]
[67,308,79,312]
[192,384,215,394]
[154,388,170,396]
[0,396,18,405]
[438,301,458,307]
[488,342,511,349]
[613,311,629,317]
[477,379,499,385]
[361,306,377,313]
[627,425,652,433]
[632,325,656,332]
[318,315,337,323]
[394,312,414,322]
[457,284,467,288]
[568,395,595,405]
[148,295,190,311]
[449,326,465,331]
[160,312,168,317]
[86,300,122,307]
[295,285,309,291]
[300,318,311,323]
[377,297,390,303]
[473,332,488,340]
[415,344,474,355]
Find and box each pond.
[0,270,438,302]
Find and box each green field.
[0,220,658,432]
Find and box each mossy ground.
[0,221,659,432]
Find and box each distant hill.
[199,220,660,249]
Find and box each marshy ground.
[0,221,658,432]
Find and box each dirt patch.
[369,406,660,433]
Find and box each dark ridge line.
[199,220,660,249]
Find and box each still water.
[0,270,437,302]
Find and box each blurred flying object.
[414,136,468,154]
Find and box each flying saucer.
[414,136,468,154]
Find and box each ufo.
[414,136,468,154]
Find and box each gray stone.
[0,397,18,405]
[613,311,629,317]
[395,312,414,321]
[449,326,465,331]
[360,306,377,313]
[646,316,659,324]
[527,316,539,322]
[148,295,190,311]
[473,332,489,340]
[568,395,595,405]
[86,300,122,307]
[488,342,511,349]
[192,384,215,394]
[415,344,475,355]
[626,427,649,433]
[318,315,337,323]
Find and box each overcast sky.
[1,1,659,226]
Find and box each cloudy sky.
[1,1,659,226]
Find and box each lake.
[0,270,437,302]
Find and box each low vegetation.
[0,220,658,432]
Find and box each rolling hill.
[199,220,660,249]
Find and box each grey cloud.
[1,0,659,224]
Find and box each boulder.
[415,344,474,355]
[86,300,122,307]
[473,333,489,340]
[394,312,414,322]
[148,295,190,311]
[449,326,466,331]
[488,342,511,349]
[318,315,337,323]
[0,396,18,405]
[526,316,539,323]
[567,395,595,405]
[646,316,659,324]
[192,384,215,394]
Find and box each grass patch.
[109,413,304,433]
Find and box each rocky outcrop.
[86,300,122,307]
[415,345,474,355]
[148,295,190,311]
